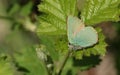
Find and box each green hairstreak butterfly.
[67,16,98,50]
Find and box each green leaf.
[0,54,14,75]
[37,34,69,66]
[8,2,33,17]
[81,0,120,25]
[39,35,60,61]
[0,29,48,75]
[8,3,21,16]
[74,28,107,59]
[37,35,69,74]
[20,1,33,16]
[14,46,48,75]
[37,0,78,35]
[54,35,68,55]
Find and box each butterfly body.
[68,43,82,50]
[67,16,98,50]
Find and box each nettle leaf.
[73,28,107,59]
[14,46,48,75]
[81,0,120,25]
[37,0,78,35]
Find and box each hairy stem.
[56,50,71,75]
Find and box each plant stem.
[56,50,71,75]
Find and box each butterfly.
[67,16,98,50]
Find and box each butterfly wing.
[67,15,85,45]
[67,16,98,48]
[73,27,98,47]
